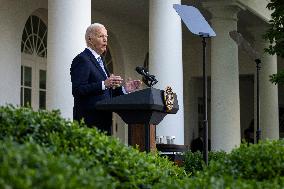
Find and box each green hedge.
[1,105,284,188]
[206,140,284,180]
[178,140,284,188]
[0,139,116,189]
[183,150,227,175]
[0,105,187,189]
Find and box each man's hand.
[124,78,142,93]
[104,74,123,89]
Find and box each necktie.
[97,56,108,77]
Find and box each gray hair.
[85,23,105,46]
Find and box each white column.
[47,0,91,118]
[149,0,184,144]
[203,1,244,152]
[0,2,21,105]
[253,29,279,139]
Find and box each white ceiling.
[92,0,149,26]
[91,0,267,31]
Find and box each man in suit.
[70,23,141,135]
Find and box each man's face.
[89,26,108,55]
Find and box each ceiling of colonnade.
[91,0,149,27]
[91,0,202,28]
[91,0,268,36]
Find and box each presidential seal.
[163,86,175,112]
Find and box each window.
[20,66,32,107]
[21,15,47,57]
[21,15,47,109]
[39,70,46,109]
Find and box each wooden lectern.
[96,87,179,152]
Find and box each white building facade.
[0,0,283,151]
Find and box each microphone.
[135,66,158,87]
[135,66,156,82]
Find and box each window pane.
[24,37,33,54]
[39,91,46,109]
[24,66,32,87]
[20,87,23,106]
[21,31,27,52]
[21,66,23,85]
[39,70,46,89]
[39,20,47,39]
[24,88,31,107]
[31,16,39,38]
[25,17,32,36]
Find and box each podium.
[96,87,179,152]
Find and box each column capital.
[203,0,246,20]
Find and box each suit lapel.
[84,48,108,78]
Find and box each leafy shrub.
[183,151,203,174]
[1,105,284,188]
[165,141,284,188]
[184,140,284,188]
[0,105,187,188]
[207,140,284,180]
[154,174,284,189]
[0,139,117,189]
[183,150,226,175]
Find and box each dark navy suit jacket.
[70,48,123,134]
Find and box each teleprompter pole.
[201,34,209,165]
[173,5,216,165]
[255,59,261,143]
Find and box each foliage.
[206,140,284,180]
[264,0,284,58]
[0,105,187,189]
[264,0,284,84]
[183,150,226,175]
[183,151,204,175]
[0,139,117,189]
[1,105,284,188]
[270,70,284,85]
[163,140,284,188]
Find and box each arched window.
[21,15,47,109]
[21,15,47,57]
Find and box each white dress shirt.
[87,47,127,93]
[87,47,107,90]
